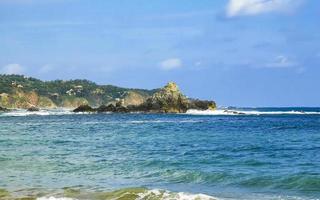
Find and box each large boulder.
[188,99,216,110]
[73,105,95,112]
[27,106,40,112]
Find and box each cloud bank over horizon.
[226,0,304,17]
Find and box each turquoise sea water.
[0,108,320,200]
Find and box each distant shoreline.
[0,75,216,113]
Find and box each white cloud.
[226,0,303,17]
[265,56,298,68]
[1,64,24,74]
[160,58,182,70]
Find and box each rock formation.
[27,106,40,112]
[73,105,96,112]
[0,75,216,113]
[73,82,216,114]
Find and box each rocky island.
[0,75,216,113]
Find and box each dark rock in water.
[97,104,116,112]
[0,106,8,112]
[188,99,216,111]
[27,106,40,112]
[97,103,129,113]
[73,105,95,112]
[116,106,129,113]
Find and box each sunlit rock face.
[146,82,190,113]
[126,82,216,113]
[71,82,216,114]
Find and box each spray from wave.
[186,109,320,116]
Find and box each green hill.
[0,75,157,109]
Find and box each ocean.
[0,108,320,200]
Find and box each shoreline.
[0,187,218,200]
[1,185,318,200]
[1,107,320,117]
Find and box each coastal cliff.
[0,75,216,113]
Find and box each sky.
[0,0,319,107]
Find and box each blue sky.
[0,0,319,107]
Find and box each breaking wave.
[186,109,320,116]
[1,108,320,117]
[37,197,75,200]
[34,188,217,200]
[0,108,74,117]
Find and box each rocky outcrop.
[27,106,40,112]
[73,82,216,114]
[130,82,189,113]
[96,104,116,112]
[128,82,216,113]
[74,103,130,113]
[188,99,216,111]
[73,105,96,112]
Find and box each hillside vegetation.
[0,75,157,109]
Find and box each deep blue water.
[0,108,320,199]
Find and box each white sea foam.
[0,108,74,117]
[37,197,75,200]
[186,109,320,116]
[36,189,217,200]
[1,108,319,117]
[25,189,316,200]
[137,189,217,200]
